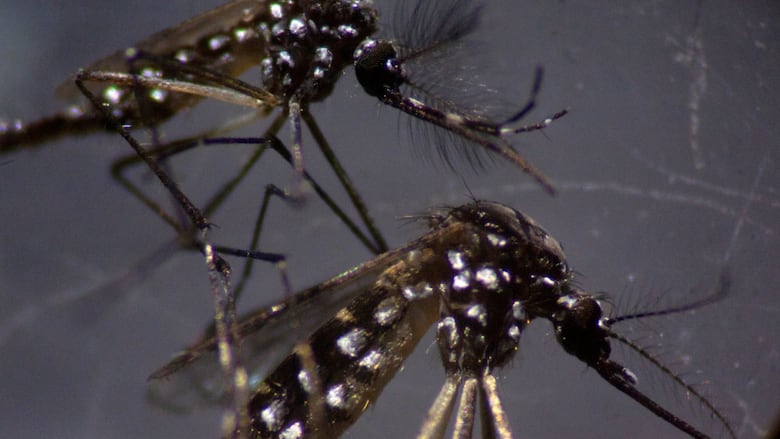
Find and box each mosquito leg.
[453,376,478,439]
[110,116,293,302]
[202,241,250,439]
[109,108,270,230]
[113,128,381,301]
[102,54,388,255]
[204,110,387,297]
[198,134,375,301]
[75,72,249,439]
[477,380,494,439]
[418,373,462,439]
[75,70,274,110]
[264,135,387,254]
[88,59,258,436]
[302,110,389,253]
[75,73,207,231]
[205,133,387,256]
[202,112,287,218]
[290,340,334,439]
[121,50,382,252]
[478,374,512,439]
[112,147,186,232]
[295,341,325,429]
[231,183,293,301]
[0,110,106,153]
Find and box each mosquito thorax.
[259,0,378,100]
[353,39,406,99]
[444,202,571,291]
[432,202,574,372]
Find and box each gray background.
[0,0,777,438]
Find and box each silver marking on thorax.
[475,267,499,290]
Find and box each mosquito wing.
[146,241,423,413]
[56,0,269,103]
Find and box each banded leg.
[418,373,462,439]
[75,74,250,437]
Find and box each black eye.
[354,40,404,98]
[554,297,611,364]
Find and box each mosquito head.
[353,39,406,99]
[552,292,614,366]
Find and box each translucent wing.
[147,236,433,412]
[56,0,269,102]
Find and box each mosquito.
[1,1,565,386]
[2,2,566,434]
[149,200,735,438]
[0,0,565,258]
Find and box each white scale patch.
[279,421,304,439]
[336,327,368,357]
[445,113,464,125]
[148,88,167,103]
[465,304,488,327]
[373,297,403,326]
[540,276,556,287]
[326,384,347,409]
[512,301,525,320]
[278,50,294,67]
[337,24,357,37]
[358,350,383,370]
[140,67,162,78]
[447,250,466,270]
[507,324,521,342]
[475,267,498,290]
[174,49,194,63]
[557,295,578,309]
[102,86,123,104]
[453,270,472,290]
[207,34,230,52]
[437,317,459,352]
[234,27,257,43]
[289,18,306,36]
[270,3,283,19]
[315,47,333,65]
[486,233,507,247]
[402,282,434,300]
[261,398,287,432]
[297,369,312,393]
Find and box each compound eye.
[569,297,603,330]
[554,296,610,364]
[354,40,404,98]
